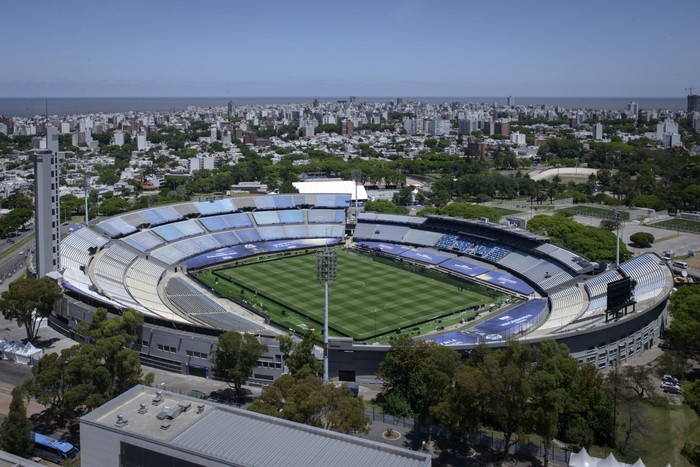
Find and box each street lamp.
[316,247,337,384]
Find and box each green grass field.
[196,250,500,341]
[653,218,700,233]
[559,205,630,220]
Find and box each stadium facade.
[51,194,672,382]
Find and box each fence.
[365,407,415,429]
[367,406,572,463]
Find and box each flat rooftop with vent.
[80,385,431,467]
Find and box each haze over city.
[3,0,699,98]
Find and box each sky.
[2,0,699,98]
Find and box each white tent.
[0,339,43,365]
[293,180,368,201]
[569,447,595,467]
[568,448,647,467]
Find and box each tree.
[98,197,131,216]
[392,187,413,206]
[276,330,322,377]
[526,341,578,467]
[0,387,33,457]
[666,286,700,356]
[212,331,268,402]
[682,380,700,465]
[629,232,654,248]
[24,308,154,419]
[600,219,616,231]
[0,277,63,342]
[480,340,533,461]
[249,374,369,434]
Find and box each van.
[673,261,688,269]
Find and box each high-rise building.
[687,94,700,113]
[592,122,604,140]
[34,149,60,277]
[227,100,234,117]
[507,96,515,107]
[341,119,354,136]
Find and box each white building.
[189,156,216,173]
[113,131,125,147]
[592,122,604,141]
[136,133,147,151]
[510,131,526,146]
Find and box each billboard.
[440,258,491,277]
[606,277,633,311]
[355,241,411,256]
[476,271,535,295]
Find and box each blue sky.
[2,0,698,98]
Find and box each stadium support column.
[316,247,337,384]
[614,209,621,268]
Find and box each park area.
[194,249,502,341]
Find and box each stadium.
[53,193,673,383]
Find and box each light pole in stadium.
[316,247,337,384]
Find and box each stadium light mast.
[316,247,337,384]
[614,209,621,268]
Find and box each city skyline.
[2,0,699,98]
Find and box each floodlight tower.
[316,247,337,384]
[614,209,621,268]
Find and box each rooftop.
[81,385,431,467]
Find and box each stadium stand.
[539,285,588,331]
[60,227,108,271]
[122,230,166,252]
[308,209,346,224]
[152,219,205,242]
[400,229,443,247]
[535,243,591,273]
[358,212,426,225]
[194,199,236,216]
[92,243,145,312]
[124,259,188,323]
[164,277,262,332]
[619,254,667,302]
[582,270,624,316]
[200,213,254,232]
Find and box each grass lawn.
[653,218,700,234]
[490,206,523,217]
[589,401,700,466]
[196,249,500,341]
[560,205,630,220]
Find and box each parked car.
[662,375,679,385]
[661,381,681,392]
[663,385,682,395]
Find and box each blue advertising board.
[355,241,411,256]
[476,271,535,295]
[185,238,341,269]
[399,249,450,265]
[440,258,491,277]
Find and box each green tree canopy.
[629,232,654,247]
[276,330,322,377]
[527,214,631,263]
[212,330,268,402]
[0,277,63,342]
[0,387,33,457]
[249,374,369,434]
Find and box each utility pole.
[316,247,337,384]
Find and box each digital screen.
[607,277,633,311]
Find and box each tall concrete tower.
[34,146,60,277]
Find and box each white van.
[673,261,688,269]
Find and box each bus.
[33,432,79,464]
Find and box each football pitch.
[196,249,500,340]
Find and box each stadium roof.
[293,180,368,200]
[82,385,431,467]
